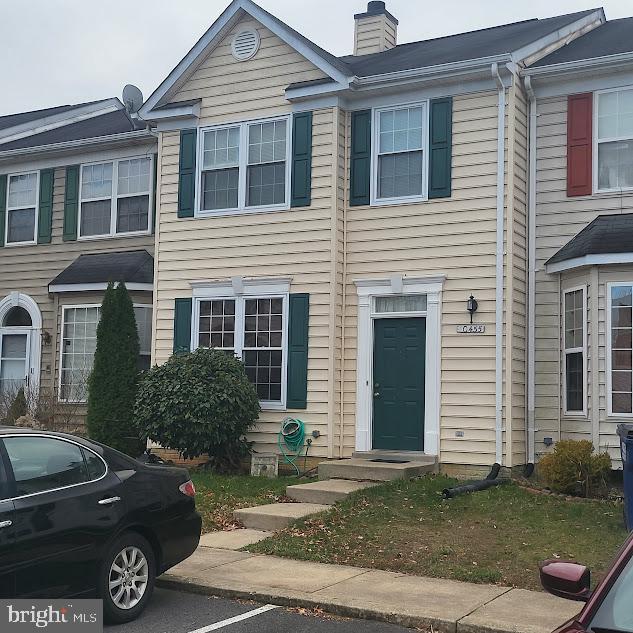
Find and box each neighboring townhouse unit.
[524,18,633,465]
[140,0,606,473]
[0,99,157,426]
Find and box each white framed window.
[562,286,587,416]
[371,102,428,206]
[5,171,39,245]
[59,303,153,402]
[79,156,153,239]
[192,288,288,409]
[197,116,291,216]
[595,87,633,193]
[608,283,633,416]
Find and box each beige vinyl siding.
[154,16,338,458]
[353,14,397,56]
[508,81,528,466]
[0,165,154,404]
[172,18,328,121]
[342,90,506,466]
[534,93,633,462]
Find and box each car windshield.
[590,548,633,633]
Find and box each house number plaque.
[457,324,486,334]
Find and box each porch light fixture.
[466,295,478,323]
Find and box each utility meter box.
[251,453,279,478]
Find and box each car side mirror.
[540,561,591,602]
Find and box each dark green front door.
[372,317,426,451]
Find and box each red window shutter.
[567,93,593,197]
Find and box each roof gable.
[140,0,351,117]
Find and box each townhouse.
[4,0,633,474]
[0,99,157,426]
[138,0,606,473]
[524,17,633,464]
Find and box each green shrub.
[134,348,260,471]
[87,281,141,454]
[539,439,612,497]
[5,388,27,425]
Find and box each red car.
[540,531,633,633]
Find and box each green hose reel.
[278,416,310,475]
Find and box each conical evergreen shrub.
[87,281,140,453]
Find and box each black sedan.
[0,427,201,623]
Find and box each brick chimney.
[354,1,398,56]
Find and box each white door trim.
[354,275,444,456]
[0,292,43,398]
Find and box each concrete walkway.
[159,546,582,633]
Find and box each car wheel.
[100,532,156,624]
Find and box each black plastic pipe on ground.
[442,463,503,499]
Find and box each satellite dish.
[122,84,144,114]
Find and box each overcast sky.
[1,0,631,116]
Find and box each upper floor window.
[6,172,38,245]
[198,117,290,215]
[372,103,427,205]
[79,156,152,239]
[597,88,633,192]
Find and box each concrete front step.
[319,458,436,482]
[199,529,272,550]
[352,450,437,464]
[286,479,378,504]
[234,502,330,531]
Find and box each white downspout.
[492,62,505,466]
[525,75,537,465]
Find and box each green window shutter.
[350,110,371,207]
[63,165,79,241]
[151,152,158,232]
[428,97,452,199]
[290,111,312,207]
[0,175,6,248]
[178,129,197,218]
[173,298,192,354]
[37,168,55,244]
[286,293,309,409]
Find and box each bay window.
[563,287,586,415]
[194,294,286,407]
[79,156,152,238]
[6,171,38,245]
[609,284,633,415]
[597,87,633,191]
[373,103,427,204]
[60,303,153,402]
[198,116,290,215]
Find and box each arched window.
[3,306,32,327]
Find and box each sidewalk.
[159,546,582,633]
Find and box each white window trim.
[593,86,633,194]
[353,275,444,456]
[78,154,153,241]
[607,282,633,418]
[5,170,39,246]
[58,303,100,404]
[370,101,429,207]
[562,285,587,417]
[191,278,291,410]
[196,115,292,218]
[58,302,153,403]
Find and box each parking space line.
[187,604,280,632]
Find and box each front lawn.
[248,475,627,591]
[191,472,299,532]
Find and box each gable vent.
[231,29,260,61]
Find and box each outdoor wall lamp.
[466,295,478,324]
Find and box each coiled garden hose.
[278,417,309,475]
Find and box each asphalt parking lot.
[106,588,416,633]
